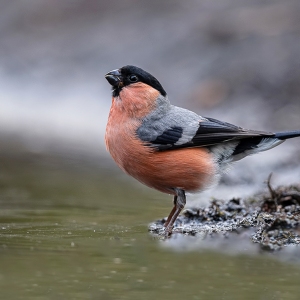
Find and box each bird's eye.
[128,74,138,82]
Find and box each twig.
[266,173,278,208]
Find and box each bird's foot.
[163,224,173,238]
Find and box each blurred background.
[1,0,300,195]
[1,1,300,299]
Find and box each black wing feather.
[150,117,274,151]
[152,126,183,145]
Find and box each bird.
[105,65,300,235]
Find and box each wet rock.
[149,179,300,251]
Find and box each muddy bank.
[149,177,300,251]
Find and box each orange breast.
[105,105,216,195]
[131,147,217,194]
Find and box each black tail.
[274,131,300,140]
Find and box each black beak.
[105,69,122,87]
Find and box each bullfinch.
[105,65,300,235]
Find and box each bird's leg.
[164,189,186,235]
[164,195,177,228]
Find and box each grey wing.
[136,105,202,150]
[137,105,275,152]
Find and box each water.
[1,151,300,300]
